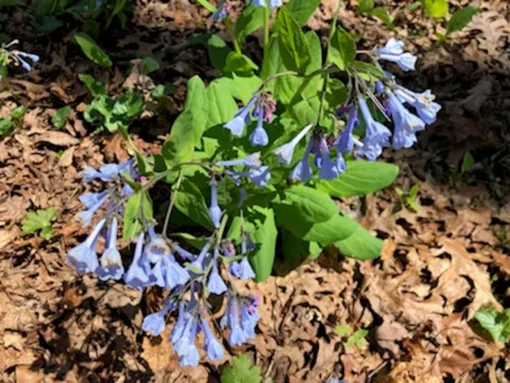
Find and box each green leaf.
[228,207,278,282]
[461,151,475,173]
[205,80,238,128]
[51,105,71,129]
[369,7,394,29]
[21,208,58,240]
[274,7,311,72]
[446,6,477,35]
[224,52,258,73]
[317,160,399,198]
[175,179,214,231]
[78,73,106,97]
[422,0,448,19]
[0,118,13,136]
[162,109,196,168]
[358,0,374,12]
[11,105,25,120]
[141,56,160,74]
[279,185,338,223]
[236,5,264,42]
[221,354,262,383]
[73,32,112,67]
[184,76,208,146]
[123,193,142,239]
[327,26,356,70]
[474,309,510,342]
[207,35,231,72]
[285,0,321,26]
[335,324,352,336]
[335,224,382,260]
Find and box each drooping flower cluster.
[220,38,440,184]
[68,160,260,367]
[0,40,39,80]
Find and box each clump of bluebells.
[67,0,442,367]
[0,40,39,81]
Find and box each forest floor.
[0,0,510,382]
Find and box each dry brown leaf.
[35,131,79,147]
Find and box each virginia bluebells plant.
[0,40,39,80]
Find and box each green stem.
[216,213,229,247]
[263,6,270,54]
[162,170,184,237]
[194,0,216,12]
[225,18,242,54]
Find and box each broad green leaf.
[73,32,112,67]
[369,7,394,29]
[327,27,356,70]
[280,185,338,223]
[51,106,71,129]
[474,309,510,342]
[358,0,374,12]
[250,207,277,282]
[285,0,321,26]
[11,105,25,120]
[78,73,106,96]
[461,151,475,173]
[141,56,160,74]
[215,74,263,104]
[186,76,208,146]
[275,7,311,72]
[162,110,196,168]
[207,34,231,72]
[221,354,262,383]
[422,0,448,19]
[21,208,58,240]
[228,207,278,282]
[261,36,281,81]
[205,80,238,128]
[224,52,258,73]
[174,179,214,230]
[304,31,322,73]
[446,6,477,35]
[0,118,13,136]
[335,224,382,260]
[236,5,264,42]
[300,214,358,244]
[317,160,399,198]
[123,193,142,239]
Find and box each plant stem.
[194,0,216,12]
[225,18,242,55]
[162,170,184,237]
[263,6,270,49]
[216,213,229,246]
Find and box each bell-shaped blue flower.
[145,226,171,263]
[269,0,282,8]
[216,152,262,168]
[379,52,417,72]
[240,303,258,339]
[387,91,425,149]
[76,192,109,228]
[191,242,212,271]
[170,304,187,344]
[336,106,358,154]
[212,1,228,21]
[396,89,441,125]
[249,107,269,147]
[164,255,191,289]
[358,98,391,150]
[230,256,256,280]
[97,218,124,281]
[227,302,247,346]
[317,138,340,180]
[209,180,222,229]
[245,166,271,188]
[142,301,175,336]
[207,255,228,295]
[124,232,150,290]
[224,95,258,137]
[201,319,224,361]
[273,123,314,166]
[252,0,266,6]
[291,140,313,183]
[379,38,404,56]
[67,219,105,274]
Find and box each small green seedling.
[474,308,510,343]
[395,184,420,212]
[0,105,25,137]
[21,208,58,240]
[51,105,71,129]
[221,354,262,383]
[334,325,368,349]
